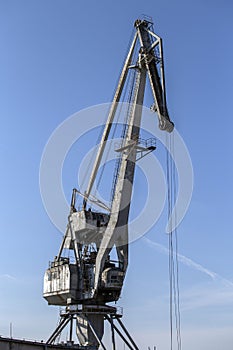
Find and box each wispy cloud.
[0,274,17,281]
[143,236,233,287]
[181,283,233,310]
[143,237,233,312]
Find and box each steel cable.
[166,133,182,350]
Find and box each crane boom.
[94,59,147,293]
[135,20,173,131]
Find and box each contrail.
[143,237,233,287]
[0,274,17,281]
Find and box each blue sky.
[1,1,233,349]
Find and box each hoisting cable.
[110,37,140,203]
[166,132,182,350]
[166,133,173,350]
[84,28,137,208]
[110,67,138,203]
[94,38,140,206]
[172,133,182,350]
[79,27,135,198]
[93,70,132,205]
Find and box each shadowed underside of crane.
[43,17,174,349]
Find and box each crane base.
[46,304,139,350]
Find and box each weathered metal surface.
[43,17,174,347]
[69,210,109,247]
[0,337,81,350]
[43,261,78,305]
[76,314,104,347]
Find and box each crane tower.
[43,18,174,349]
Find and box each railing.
[60,305,123,317]
[138,137,156,149]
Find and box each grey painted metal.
[135,19,174,132]
[43,17,174,349]
[43,261,79,305]
[76,313,104,347]
[93,62,147,294]
[69,316,73,343]
[116,317,140,350]
[46,305,120,348]
[83,317,107,350]
[0,337,80,349]
[109,316,116,350]
[47,315,72,344]
[105,316,136,350]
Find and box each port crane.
[43,18,174,349]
